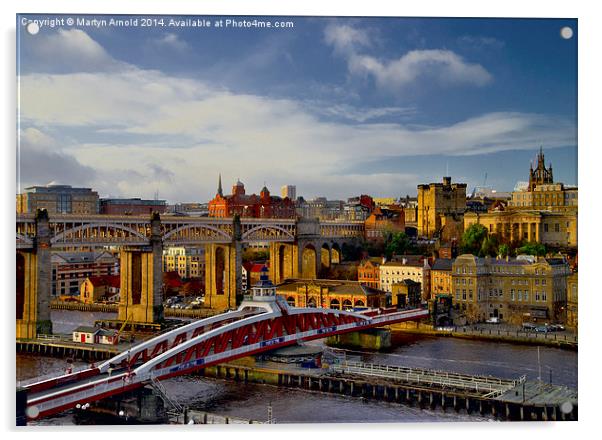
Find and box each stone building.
[80,275,121,304]
[508,148,578,213]
[391,279,421,308]
[464,209,577,248]
[417,177,467,239]
[451,254,570,325]
[162,247,205,279]
[17,184,99,215]
[275,279,387,310]
[364,206,405,241]
[208,176,296,218]
[566,272,578,329]
[431,258,453,297]
[379,258,431,301]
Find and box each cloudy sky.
[17,15,577,202]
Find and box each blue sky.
[17,15,577,202]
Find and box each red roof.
[87,275,120,289]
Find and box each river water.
[17,310,577,425]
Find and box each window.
[542,291,547,301]
[469,290,473,300]
[525,291,529,301]
[518,290,522,301]
[544,223,549,233]
[462,289,466,300]
[535,291,540,301]
[555,223,560,233]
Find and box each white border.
[3,1,598,439]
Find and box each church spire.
[217,173,223,197]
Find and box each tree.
[517,242,546,257]
[498,244,510,258]
[384,232,412,259]
[479,235,499,257]
[460,224,488,255]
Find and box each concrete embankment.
[389,322,577,350]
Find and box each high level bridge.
[16,211,364,339]
[20,276,429,421]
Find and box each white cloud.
[349,49,493,89]
[325,24,493,90]
[324,24,372,55]
[153,33,190,52]
[25,29,128,73]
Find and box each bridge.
[16,210,365,339]
[20,275,429,421]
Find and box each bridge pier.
[204,216,242,311]
[16,210,53,339]
[118,214,164,324]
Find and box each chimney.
[443,176,452,186]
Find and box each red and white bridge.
[21,277,429,421]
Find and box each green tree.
[460,224,488,255]
[480,235,499,257]
[384,231,412,259]
[498,244,510,258]
[516,242,546,257]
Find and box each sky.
[16,15,578,203]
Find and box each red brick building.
[357,258,382,289]
[364,206,405,241]
[208,176,296,218]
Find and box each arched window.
[330,299,340,310]
[287,296,296,307]
[354,299,365,307]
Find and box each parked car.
[486,317,500,324]
[535,326,550,333]
[548,324,566,332]
[522,323,537,331]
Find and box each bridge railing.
[331,361,521,396]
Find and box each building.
[364,206,405,241]
[373,197,397,207]
[399,195,418,224]
[451,254,570,325]
[566,272,578,329]
[168,203,209,216]
[280,185,296,201]
[431,258,453,297]
[276,279,387,310]
[417,177,467,239]
[16,184,99,214]
[80,275,121,304]
[379,258,431,301]
[72,326,118,345]
[208,176,296,218]
[508,148,578,213]
[464,209,577,248]
[162,247,205,279]
[391,279,421,308]
[357,258,382,289]
[297,197,345,220]
[52,251,118,297]
[72,326,100,344]
[343,195,375,221]
[99,198,167,215]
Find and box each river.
[17,310,577,425]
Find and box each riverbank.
[389,322,577,350]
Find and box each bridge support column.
[205,216,242,311]
[17,209,53,339]
[269,242,297,283]
[118,213,164,324]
